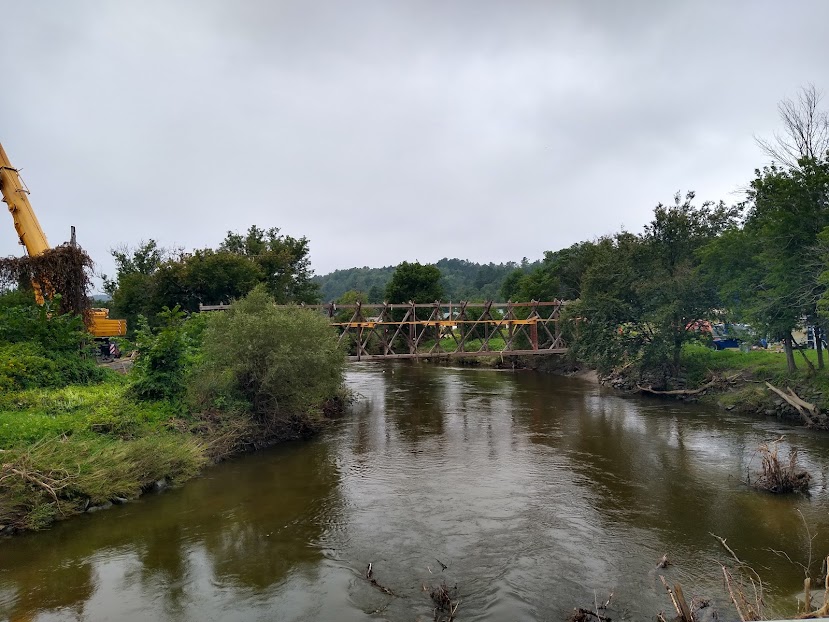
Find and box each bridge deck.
[347,348,568,362]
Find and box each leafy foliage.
[130,306,201,402]
[191,286,345,423]
[314,258,539,303]
[570,193,740,378]
[0,292,104,390]
[385,261,444,303]
[106,227,320,332]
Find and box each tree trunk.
[784,334,797,373]
[817,326,825,370]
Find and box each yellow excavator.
[0,142,126,338]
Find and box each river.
[2,363,828,621]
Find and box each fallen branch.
[711,532,744,565]
[363,562,396,596]
[765,382,825,428]
[637,379,716,396]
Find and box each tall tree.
[573,193,739,379]
[219,226,318,303]
[745,159,829,370]
[385,261,443,303]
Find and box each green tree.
[182,250,264,310]
[219,225,318,303]
[703,158,829,373]
[106,227,321,329]
[574,193,739,379]
[385,261,444,303]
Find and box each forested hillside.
[314,257,541,302]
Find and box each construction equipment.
[0,142,126,337]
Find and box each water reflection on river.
[2,363,828,621]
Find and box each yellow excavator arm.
[0,142,126,338]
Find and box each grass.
[683,343,829,384]
[0,378,180,448]
[0,375,224,531]
[0,433,206,530]
[680,342,829,413]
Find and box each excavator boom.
[0,142,126,338]
[0,143,50,257]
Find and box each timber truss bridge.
[202,300,568,362]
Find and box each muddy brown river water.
[2,363,828,621]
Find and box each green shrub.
[0,292,105,390]
[0,293,90,353]
[130,306,200,402]
[190,286,345,421]
[0,342,104,392]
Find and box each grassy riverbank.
[0,287,347,533]
[597,343,829,425]
[0,371,345,532]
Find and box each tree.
[106,227,321,331]
[756,84,829,169]
[573,193,739,380]
[181,250,264,310]
[103,240,174,296]
[219,225,319,303]
[385,261,443,303]
[640,193,740,372]
[739,158,829,371]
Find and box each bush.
[130,306,202,402]
[190,286,345,421]
[0,342,104,392]
[0,292,105,390]
[0,292,90,353]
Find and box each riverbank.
[597,344,829,427]
[0,373,343,533]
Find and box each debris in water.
[753,438,810,494]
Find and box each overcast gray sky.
[2,1,828,291]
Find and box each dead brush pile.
[753,439,810,494]
[0,244,94,320]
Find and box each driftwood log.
[637,379,716,396]
[765,382,826,428]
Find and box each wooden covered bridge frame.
[202,300,568,361]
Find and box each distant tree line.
[314,257,540,303]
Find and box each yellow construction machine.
[0,142,126,338]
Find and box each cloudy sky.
[2,1,828,290]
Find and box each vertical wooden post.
[355,301,362,361]
[506,301,514,350]
[554,300,561,348]
[409,301,416,355]
[531,321,538,351]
